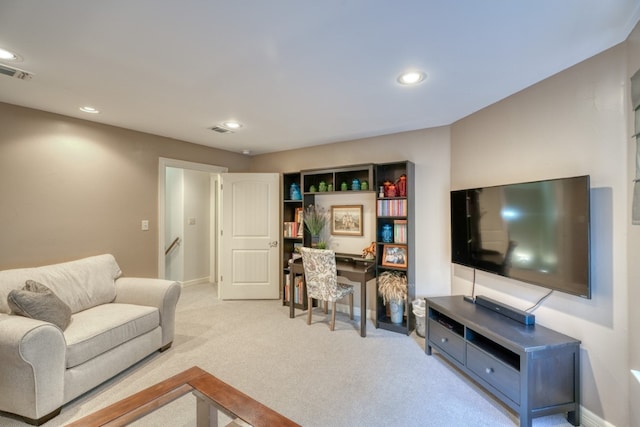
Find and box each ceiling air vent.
[209,126,234,134]
[0,63,33,80]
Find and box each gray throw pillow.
[7,280,72,330]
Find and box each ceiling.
[1,1,639,156]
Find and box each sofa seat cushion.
[64,303,159,368]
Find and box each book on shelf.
[376,199,407,216]
[283,221,299,238]
[394,219,407,244]
[284,274,305,304]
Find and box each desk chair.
[300,247,354,331]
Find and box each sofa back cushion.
[0,254,122,314]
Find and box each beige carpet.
[1,283,574,426]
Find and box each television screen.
[451,175,591,298]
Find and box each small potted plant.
[378,271,407,324]
[304,204,328,248]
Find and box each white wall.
[626,21,640,427]
[164,167,211,284]
[165,167,184,281]
[451,43,630,426]
[183,169,211,283]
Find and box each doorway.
[158,158,227,282]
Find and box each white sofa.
[0,254,181,425]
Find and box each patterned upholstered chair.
[300,247,354,331]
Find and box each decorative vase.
[385,183,397,197]
[318,181,327,192]
[396,174,407,197]
[383,180,392,196]
[309,184,317,193]
[351,178,360,191]
[382,224,393,243]
[361,180,369,191]
[389,300,404,324]
[290,183,302,200]
[341,182,348,191]
[311,235,320,248]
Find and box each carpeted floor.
[1,283,575,426]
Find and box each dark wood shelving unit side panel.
[374,161,415,335]
[281,172,304,306]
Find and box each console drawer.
[467,344,520,404]
[428,320,465,364]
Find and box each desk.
[288,253,376,337]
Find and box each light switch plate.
[141,220,149,231]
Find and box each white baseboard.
[334,302,373,320]
[581,406,614,427]
[181,277,210,287]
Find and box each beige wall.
[451,42,630,425]
[0,102,250,276]
[627,21,640,427]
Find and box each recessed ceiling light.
[222,121,242,130]
[0,48,21,62]
[242,149,251,155]
[79,106,100,114]
[397,71,426,85]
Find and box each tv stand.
[425,296,580,427]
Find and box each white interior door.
[218,173,280,300]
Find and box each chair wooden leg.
[349,294,354,320]
[307,297,313,325]
[330,301,336,331]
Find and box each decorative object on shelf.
[382,224,393,243]
[385,183,397,197]
[389,300,404,324]
[378,271,407,324]
[290,182,302,200]
[309,184,317,193]
[383,180,392,196]
[382,244,407,268]
[327,183,333,192]
[341,182,348,191]
[396,174,407,197]
[304,204,328,247]
[318,181,327,192]
[361,180,369,191]
[362,242,376,259]
[331,205,363,236]
[351,178,360,191]
[379,186,384,198]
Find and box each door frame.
[158,157,227,279]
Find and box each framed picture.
[382,244,408,268]
[331,205,363,236]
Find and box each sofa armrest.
[0,313,66,420]
[114,278,181,347]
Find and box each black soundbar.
[474,295,535,325]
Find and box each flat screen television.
[451,175,591,299]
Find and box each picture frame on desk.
[382,244,407,268]
[331,205,363,236]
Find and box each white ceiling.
[1,1,639,156]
